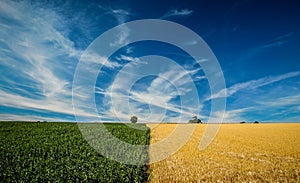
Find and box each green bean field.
[0,122,150,182]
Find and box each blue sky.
[0,0,299,122]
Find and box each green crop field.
[0,122,150,182]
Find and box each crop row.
[0,122,150,182]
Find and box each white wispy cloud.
[108,8,131,47]
[0,1,201,122]
[111,9,130,16]
[255,92,300,122]
[81,51,123,69]
[263,32,294,48]
[209,70,300,100]
[219,93,300,122]
[0,114,71,122]
[239,32,294,61]
[0,90,97,119]
[210,108,251,123]
[208,78,300,122]
[0,0,101,121]
[96,58,206,122]
[115,55,148,64]
[160,8,193,19]
[1,3,74,83]
[258,94,300,108]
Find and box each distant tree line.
[240,121,260,124]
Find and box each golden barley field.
[147,123,300,182]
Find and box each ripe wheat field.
[147,123,300,182]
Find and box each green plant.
[0,122,150,182]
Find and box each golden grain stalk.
[147,123,300,182]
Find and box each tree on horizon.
[130,116,138,123]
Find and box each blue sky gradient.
[0,0,299,122]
